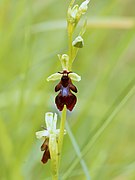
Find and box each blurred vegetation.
[0,0,135,179]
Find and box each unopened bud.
[70,4,79,19]
[72,36,84,48]
[79,0,90,14]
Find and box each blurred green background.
[0,0,135,179]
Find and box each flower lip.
[55,70,78,111]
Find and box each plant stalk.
[68,22,74,71]
[58,105,67,168]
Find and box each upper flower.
[68,0,90,25]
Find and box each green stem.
[57,0,74,175]
[68,22,73,71]
[58,105,67,168]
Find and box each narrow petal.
[69,72,81,81]
[45,112,53,131]
[36,130,49,139]
[52,113,57,132]
[46,73,62,81]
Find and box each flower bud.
[79,0,90,14]
[72,36,84,48]
[70,4,79,19]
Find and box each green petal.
[69,72,81,81]
[36,130,49,139]
[47,73,62,81]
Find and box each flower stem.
[68,22,74,71]
[58,105,67,168]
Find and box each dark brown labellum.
[41,139,50,164]
[55,70,77,111]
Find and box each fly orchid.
[47,54,81,111]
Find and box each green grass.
[0,0,135,179]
